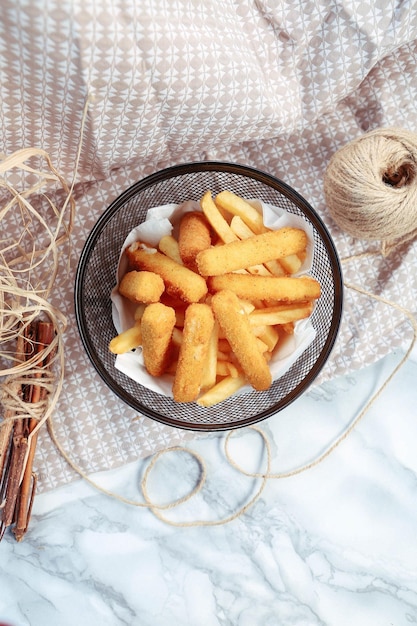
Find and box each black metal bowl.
[74,161,343,431]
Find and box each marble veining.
[1,346,417,625]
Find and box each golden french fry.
[247,264,273,276]
[215,191,269,235]
[158,235,183,265]
[109,324,142,354]
[171,327,183,347]
[248,302,314,326]
[238,299,256,314]
[250,324,268,337]
[216,361,240,378]
[279,253,303,275]
[281,322,295,335]
[196,227,308,276]
[216,349,231,361]
[174,308,186,327]
[258,325,280,351]
[230,215,257,239]
[134,303,147,321]
[196,375,247,407]
[200,190,238,244]
[255,338,269,354]
[264,258,286,276]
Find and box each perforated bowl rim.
[74,161,343,431]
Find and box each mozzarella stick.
[172,303,215,402]
[119,270,165,304]
[126,243,207,303]
[211,290,272,391]
[141,302,176,377]
[208,274,321,303]
[196,227,307,276]
[178,211,212,271]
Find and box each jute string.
[323,127,417,255]
[1,107,417,526]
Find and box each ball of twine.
[323,127,417,255]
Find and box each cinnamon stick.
[13,321,55,541]
[0,319,55,541]
[0,418,28,538]
[0,333,25,483]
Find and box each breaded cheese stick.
[208,274,321,303]
[141,302,176,377]
[172,303,215,403]
[178,211,212,271]
[196,227,307,276]
[211,290,272,391]
[126,243,208,303]
[119,270,165,304]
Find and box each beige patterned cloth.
[1,0,417,491]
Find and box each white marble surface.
[1,343,417,626]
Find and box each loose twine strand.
[1,105,416,526]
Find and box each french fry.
[109,324,142,354]
[230,215,257,239]
[216,349,231,361]
[196,375,247,407]
[264,259,286,276]
[134,303,147,321]
[248,302,314,326]
[216,361,240,378]
[238,299,256,314]
[158,235,183,265]
[174,308,186,327]
[171,327,183,347]
[200,190,238,244]
[255,338,269,354]
[215,191,269,235]
[258,325,280,351]
[247,264,273,276]
[279,254,303,275]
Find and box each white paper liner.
[110,199,317,399]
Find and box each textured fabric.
[1,0,417,490]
